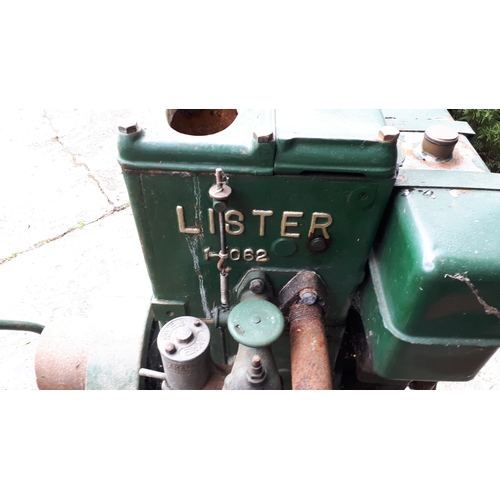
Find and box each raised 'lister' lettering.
[281,211,304,239]
[176,206,201,235]
[176,206,333,239]
[308,213,333,239]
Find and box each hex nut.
[299,289,318,306]
[253,131,275,143]
[378,126,400,143]
[249,279,266,294]
[118,123,140,135]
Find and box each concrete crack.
[0,204,130,265]
[444,272,500,319]
[42,110,116,208]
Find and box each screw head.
[118,123,140,135]
[300,289,318,306]
[249,279,266,294]
[378,126,400,143]
[165,342,176,354]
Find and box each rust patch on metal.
[449,189,471,197]
[288,302,332,390]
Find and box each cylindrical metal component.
[138,368,167,381]
[220,272,229,307]
[157,316,212,390]
[422,125,459,160]
[289,302,332,390]
[35,320,91,390]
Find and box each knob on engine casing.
[223,300,284,390]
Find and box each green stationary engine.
[32,109,500,389]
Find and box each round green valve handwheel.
[228,300,285,348]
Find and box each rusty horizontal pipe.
[289,302,332,390]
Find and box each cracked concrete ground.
[1,109,499,390]
[0,110,152,389]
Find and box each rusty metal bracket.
[278,271,327,317]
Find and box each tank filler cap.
[157,316,210,362]
[228,300,284,348]
[422,125,459,160]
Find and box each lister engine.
[36,109,500,389]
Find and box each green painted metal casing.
[118,110,398,364]
[358,114,500,382]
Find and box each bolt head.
[118,123,140,135]
[299,289,318,306]
[253,130,274,143]
[249,279,266,294]
[165,342,176,354]
[378,126,400,143]
[309,237,327,254]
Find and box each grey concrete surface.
[1,109,499,390]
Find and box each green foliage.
[449,109,500,173]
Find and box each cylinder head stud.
[247,355,267,384]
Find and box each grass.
[449,109,500,173]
